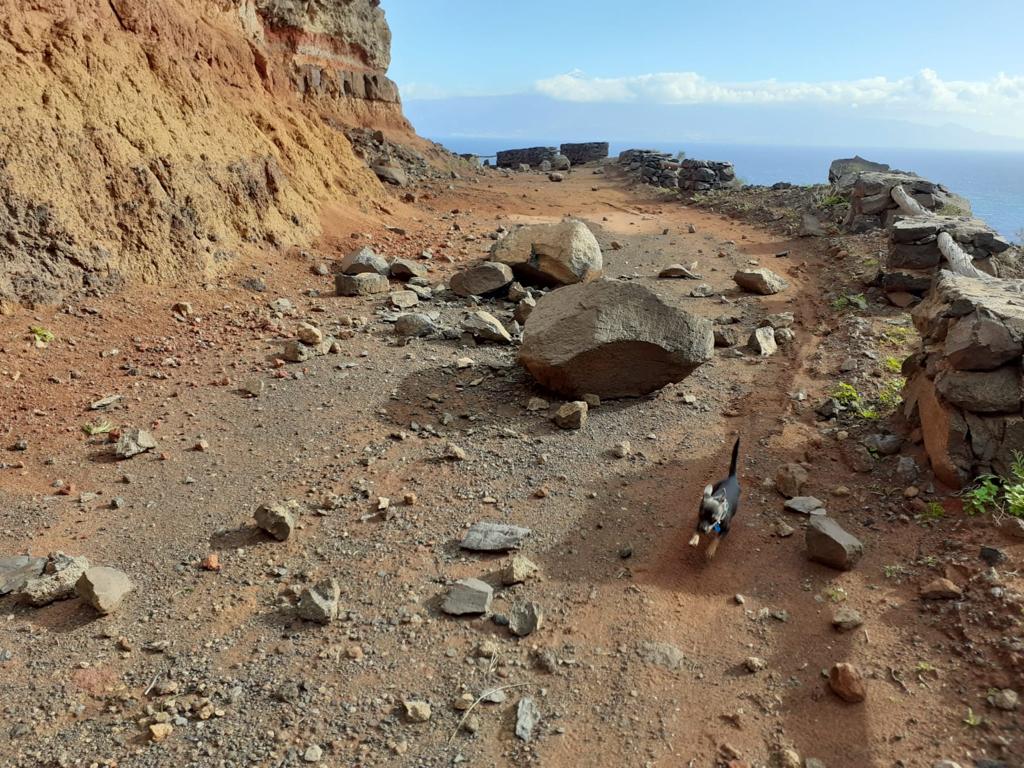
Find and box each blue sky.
[384,1,1024,145]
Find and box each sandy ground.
[0,165,1020,768]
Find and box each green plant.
[883,563,911,580]
[30,326,55,343]
[819,194,846,208]
[938,203,966,217]
[962,452,1024,519]
[81,420,114,436]
[963,707,983,727]
[823,585,848,603]
[884,356,903,374]
[831,293,868,311]
[881,326,913,346]
[918,502,945,522]
[831,382,860,406]
[877,378,906,411]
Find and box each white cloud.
[534,68,1024,120]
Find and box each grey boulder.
[733,268,788,295]
[449,262,513,297]
[518,281,713,398]
[442,578,493,615]
[76,566,133,615]
[340,246,389,276]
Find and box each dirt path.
[0,166,1018,768]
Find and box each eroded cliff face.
[0,0,410,307]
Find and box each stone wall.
[560,142,609,165]
[903,272,1024,487]
[842,172,971,232]
[496,147,559,169]
[882,216,1014,298]
[618,150,679,188]
[678,160,736,192]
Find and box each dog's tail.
[729,437,740,477]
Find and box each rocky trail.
[1,166,1021,768]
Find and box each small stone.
[553,401,588,430]
[389,290,419,309]
[659,264,700,279]
[806,517,864,571]
[988,688,1019,711]
[784,496,826,515]
[775,521,795,538]
[453,693,475,711]
[242,378,264,397]
[828,662,866,703]
[462,310,512,344]
[509,601,544,637]
[612,440,632,458]
[462,522,531,551]
[76,567,133,615]
[403,700,432,723]
[920,577,962,600]
[514,296,537,324]
[500,555,539,585]
[832,607,863,631]
[443,442,467,461]
[149,723,173,742]
[583,393,601,408]
[442,578,493,615]
[335,272,390,296]
[775,464,808,498]
[20,553,90,607]
[690,284,714,298]
[515,697,541,742]
[733,268,788,295]
[297,579,341,624]
[297,323,323,345]
[776,748,801,768]
[526,397,550,412]
[394,313,436,338]
[115,428,157,459]
[980,546,1007,565]
[734,594,746,605]
[254,501,298,541]
[303,744,323,763]
[462,714,481,733]
[744,656,767,673]
[749,327,777,356]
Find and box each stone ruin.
[882,216,1015,299]
[496,147,559,169]
[618,150,736,191]
[840,171,972,232]
[903,272,1024,487]
[618,150,680,188]
[559,142,609,165]
[677,159,736,192]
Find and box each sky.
[383,0,1024,148]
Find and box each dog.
[689,437,740,560]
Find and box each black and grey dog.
[689,438,741,560]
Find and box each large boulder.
[828,155,890,185]
[518,281,714,398]
[491,219,603,287]
[806,517,864,571]
[340,246,389,276]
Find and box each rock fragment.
[0,555,46,596]
[442,578,493,615]
[509,601,544,637]
[115,428,156,459]
[491,219,603,286]
[20,552,90,607]
[806,517,864,570]
[76,567,133,614]
[297,579,341,624]
[254,501,298,541]
[461,522,531,551]
[553,401,588,430]
[449,262,513,297]
[515,697,541,742]
[340,246,389,276]
[828,662,866,703]
[775,464,808,498]
[733,268,788,295]
[462,310,512,344]
[920,577,962,600]
[335,272,390,296]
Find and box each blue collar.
[712,522,722,534]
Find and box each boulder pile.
[677,159,736,192]
[903,271,1024,486]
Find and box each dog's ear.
[702,485,714,499]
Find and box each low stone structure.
[560,142,609,165]
[903,272,1024,487]
[678,159,736,192]
[496,147,558,169]
[828,156,890,185]
[882,215,1014,297]
[618,150,679,188]
[841,171,972,232]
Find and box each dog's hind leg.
[705,536,720,560]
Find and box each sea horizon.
[428,135,1024,240]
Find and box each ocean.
[433,137,1024,240]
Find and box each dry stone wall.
[496,147,559,169]
[678,160,736,191]
[903,272,1024,487]
[560,142,609,165]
